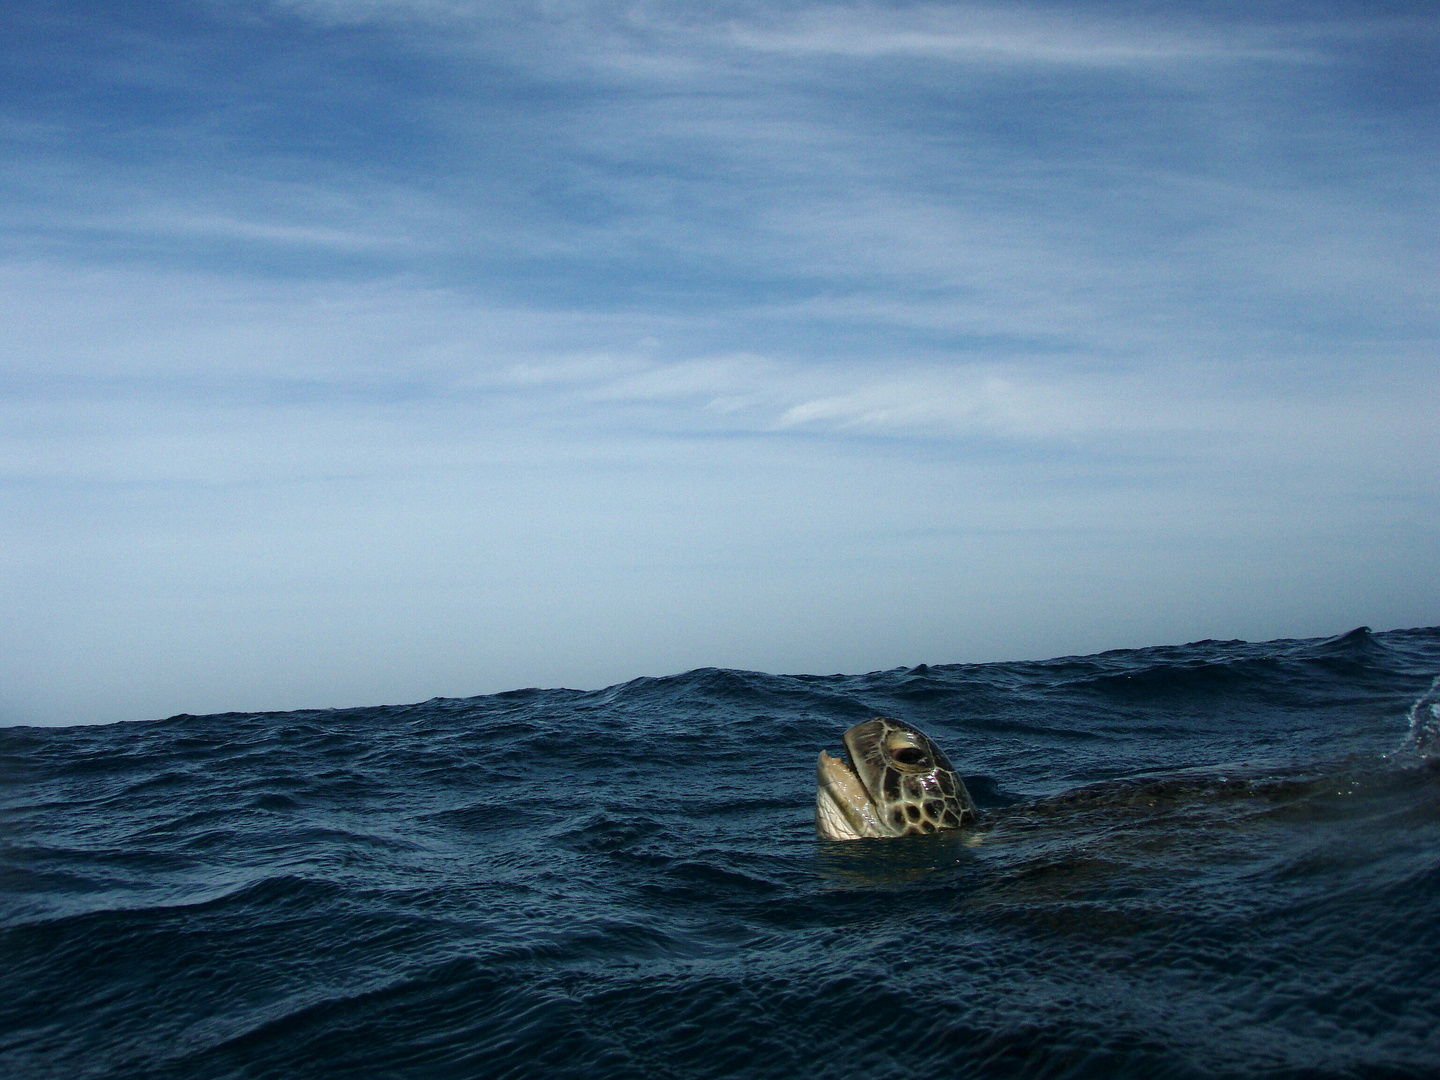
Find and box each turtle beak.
[816,750,886,840]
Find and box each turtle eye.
[883,727,934,770]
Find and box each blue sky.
[2,0,1436,724]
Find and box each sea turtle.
[816,717,978,840]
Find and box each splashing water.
[1402,675,1440,758]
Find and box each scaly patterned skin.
[815,717,976,839]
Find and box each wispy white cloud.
[111,210,407,251]
[267,0,491,26]
[723,5,1307,67]
[776,374,1085,438]
[267,0,1321,68]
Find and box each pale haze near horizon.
[2,1,1436,726]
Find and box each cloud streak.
[723,6,1308,66]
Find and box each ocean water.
[4,626,1440,1079]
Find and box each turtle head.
[815,717,977,840]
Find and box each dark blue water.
[4,626,1440,1079]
